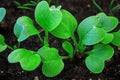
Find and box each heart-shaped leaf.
[42,59,64,77]
[50,9,77,39]
[77,16,105,45]
[86,44,114,73]
[87,44,114,60]
[82,27,105,45]
[20,53,41,71]
[8,49,41,71]
[8,49,27,63]
[111,30,120,46]
[77,16,99,40]
[0,34,7,52]
[85,55,104,73]
[35,1,62,31]
[102,33,114,44]
[0,8,6,22]
[37,46,64,77]
[14,16,39,42]
[37,46,60,61]
[96,13,118,32]
[62,41,74,58]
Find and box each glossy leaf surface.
[102,33,114,44]
[62,41,73,58]
[0,8,6,22]
[35,1,62,31]
[8,49,41,71]
[78,12,118,45]
[87,44,114,60]
[111,30,120,46]
[42,59,64,77]
[14,16,39,42]
[37,46,60,61]
[37,46,64,77]
[78,16,99,39]
[85,55,104,73]
[77,16,105,45]
[85,44,114,73]
[50,9,77,39]
[20,53,41,71]
[82,27,105,45]
[96,13,118,32]
[0,34,7,52]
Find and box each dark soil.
[0,0,120,80]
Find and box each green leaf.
[82,27,105,45]
[85,55,105,73]
[42,59,64,77]
[77,16,105,45]
[0,8,6,22]
[35,1,62,31]
[111,30,120,46]
[8,49,26,63]
[14,16,39,42]
[77,16,99,40]
[85,44,114,73]
[111,4,120,12]
[37,46,64,77]
[37,46,60,61]
[0,34,7,52]
[87,44,114,60]
[50,9,77,39]
[78,43,86,53]
[96,13,118,32]
[62,41,74,58]
[102,33,114,44]
[20,53,41,71]
[8,49,41,71]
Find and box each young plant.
[13,0,59,11]
[77,12,118,73]
[0,34,7,53]
[0,8,7,53]
[92,0,120,15]
[13,0,40,11]
[2,1,120,77]
[0,8,6,23]
[8,1,64,77]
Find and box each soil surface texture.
[0,0,120,80]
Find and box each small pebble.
[21,70,24,73]
[34,76,39,80]
[87,4,91,7]
[1,71,3,73]
[98,78,101,80]
[89,78,92,80]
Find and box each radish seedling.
[8,1,64,77]
[0,8,7,52]
[0,8,6,22]
[77,12,118,73]
[1,1,119,77]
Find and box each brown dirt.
[0,0,120,80]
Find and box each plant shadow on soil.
[0,0,120,80]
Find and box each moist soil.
[0,0,120,80]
